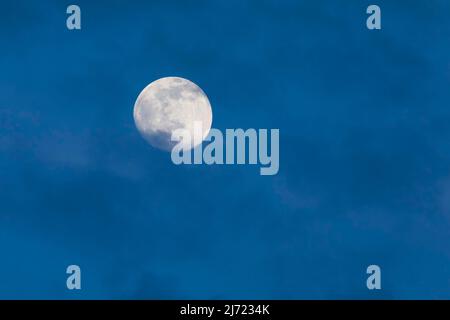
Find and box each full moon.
[133,77,213,151]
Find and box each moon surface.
[133,77,213,151]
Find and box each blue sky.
[1,0,450,299]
